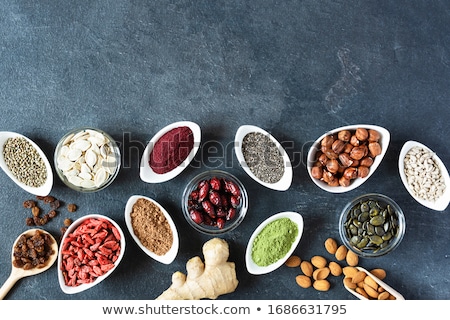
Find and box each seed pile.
[242,132,285,184]
[404,146,446,202]
[3,137,47,187]
[286,237,397,299]
[13,229,55,270]
[56,129,118,189]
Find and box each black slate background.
[0,0,449,300]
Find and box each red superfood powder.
[149,126,194,174]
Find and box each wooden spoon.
[0,228,58,299]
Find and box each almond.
[355,287,369,299]
[335,245,347,261]
[351,271,367,284]
[370,268,386,280]
[285,255,301,267]
[364,283,379,299]
[313,279,330,291]
[300,261,314,277]
[364,275,378,291]
[345,249,359,267]
[311,255,327,269]
[324,237,338,254]
[312,267,330,280]
[342,266,359,278]
[343,277,357,289]
[328,261,342,276]
[378,291,390,300]
[295,275,312,288]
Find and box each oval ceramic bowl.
[140,121,201,183]
[307,124,390,193]
[343,267,405,300]
[58,214,125,294]
[0,131,53,196]
[245,211,304,275]
[398,140,450,211]
[234,125,293,191]
[124,195,179,264]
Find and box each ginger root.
[156,238,238,300]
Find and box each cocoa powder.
[130,198,173,256]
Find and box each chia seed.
[241,132,285,184]
[3,137,47,187]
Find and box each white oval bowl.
[245,211,304,275]
[0,131,53,196]
[58,214,126,294]
[398,140,450,211]
[124,195,179,264]
[307,124,390,193]
[343,267,405,300]
[235,125,293,191]
[140,121,201,183]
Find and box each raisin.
[26,217,35,226]
[67,203,77,212]
[43,196,55,203]
[31,206,40,217]
[64,218,72,227]
[48,210,57,218]
[50,200,61,209]
[23,200,36,208]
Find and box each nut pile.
[286,237,397,299]
[187,176,241,229]
[56,129,118,189]
[404,146,446,202]
[311,128,382,187]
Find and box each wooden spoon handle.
[0,273,20,300]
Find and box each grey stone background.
[0,0,449,300]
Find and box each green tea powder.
[251,217,298,267]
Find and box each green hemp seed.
[3,137,47,187]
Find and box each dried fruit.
[311,256,327,269]
[370,268,386,280]
[346,250,359,267]
[300,261,313,277]
[312,267,330,281]
[351,271,366,284]
[335,245,347,261]
[67,203,77,212]
[328,261,342,276]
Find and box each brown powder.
[130,198,173,256]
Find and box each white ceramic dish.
[234,125,293,191]
[124,195,179,264]
[398,140,450,211]
[0,131,53,196]
[245,211,304,275]
[343,267,405,300]
[140,121,201,183]
[58,214,125,294]
[307,124,390,193]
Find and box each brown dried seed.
[355,287,369,299]
[364,283,379,299]
[346,250,359,267]
[343,266,359,278]
[351,271,367,284]
[364,275,379,291]
[300,261,314,277]
[335,245,348,261]
[312,267,330,281]
[313,279,330,292]
[328,261,342,276]
[370,268,386,280]
[343,277,357,289]
[324,237,338,255]
[378,291,390,300]
[295,275,312,288]
[31,206,40,217]
[285,255,301,268]
[311,256,327,269]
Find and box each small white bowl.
[234,125,293,191]
[398,140,450,211]
[0,131,53,196]
[124,195,179,264]
[58,214,125,294]
[307,124,390,193]
[140,121,201,183]
[343,267,405,300]
[245,211,304,275]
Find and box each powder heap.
[150,126,194,174]
[130,198,173,256]
[251,217,298,267]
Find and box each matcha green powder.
[251,217,298,267]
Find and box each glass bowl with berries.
[182,170,248,235]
